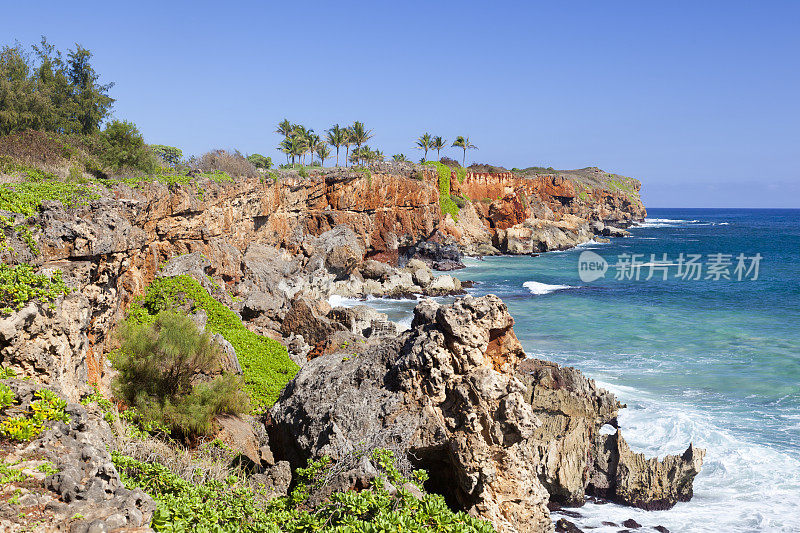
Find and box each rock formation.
[269,296,703,532]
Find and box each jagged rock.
[589,430,704,510]
[211,334,242,374]
[360,259,394,281]
[270,295,553,533]
[496,215,593,254]
[328,305,397,338]
[401,240,465,271]
[621,518,642,528]
[280,296,343,347]
[426,274,462,295]
[517,359,619,505]
[518,358,703,511]
[214,414,271,469]
[555,518,584,532]
[312,226,365,280]
[1,381,156,531]
[0,294,93,402]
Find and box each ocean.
[340,208,800,532]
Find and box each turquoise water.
[457,209,800,532]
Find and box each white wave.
[523,281,575,295]
[395,315,413,332]
[633,218,714,229]
[328,294,362,308]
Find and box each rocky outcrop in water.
[517,359,704,512]
[269,296,703,532]
[270,295,553,532]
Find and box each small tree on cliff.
[432,135,447,160]
[416,133,432,161]
[392,153,408,162]
[452,135,478,166]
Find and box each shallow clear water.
[344,209,800,532]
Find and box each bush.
[246,153,271,170]
[0,388,70,441]
[112,311,249,438]
[0,130,74,166]
[100,120,158,174]
[194,149,258,179]
[127,276,297,411]
[151,145,183,167]
[439,156,460,168]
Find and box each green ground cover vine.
[424,161,461,222]
[112,448,495,533]
[0,263,69,314]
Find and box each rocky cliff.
[0,160,692,533]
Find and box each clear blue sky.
[4,1,799,208]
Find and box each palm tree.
[432,136,447,160]
[289,136,306,165]
[392,154,408,162]
[306,132,320,165]
[326,124,347,166]
[276,119,294,164]
[343,127,354,167]
[278,137,293,164]
[350,121,373,153]
[315,143,331,167]
[372,149,384,162]
[416,133,433,161]
[452,135,478,166]
[275,118,293,138]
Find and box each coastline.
[0,159,694,533]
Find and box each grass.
[126,275,297,411]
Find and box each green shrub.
[0,461,28,484]
[112,311,249,438]
[151,145,184,167]
[100,120,158,174]
[0,388,70,441]
[0,263,69,314]
[128,276,297,411]
[112,448,496,533]
[246,154,272,170]
[0,384,15,409]
[424,161,460,222]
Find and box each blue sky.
[3,1,799,207]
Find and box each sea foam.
[523,281,575,295]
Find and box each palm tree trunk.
[336,147,339,167]
[462,149,466,166]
